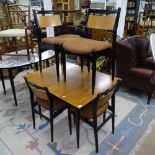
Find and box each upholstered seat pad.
[0,29,31,37]
[41,34,80,45]
[63,37,112,54]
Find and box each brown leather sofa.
[116,36,155,104]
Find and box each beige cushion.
[41,34,80,45]
[63,37,112,54]
[0,29,31,37]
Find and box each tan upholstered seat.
[63,37,112,54]
[36,97,66,110]
[42,34,80,45]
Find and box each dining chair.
[68,79,121,153]
[25,78,67,142]
[0,3,33,59]
[62,8,121,94]
[150,33,155,61]
[32,9,80,80]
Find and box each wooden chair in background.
[25,78,67,142]
[0,3,33,58]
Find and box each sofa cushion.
[41,34,80,45]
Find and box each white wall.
[116,0,127,38]
[43,0,54,37]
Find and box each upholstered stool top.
[41,34,80,45]
[63,37,112,54]
[0,29,31,37]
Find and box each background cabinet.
[52,0,74,23]
[125,0,140,34]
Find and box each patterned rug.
[0,71,155,155]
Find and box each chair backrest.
[150,33,155,62]
[3,3,30,28]
[86,8,121,44]
[87,15,115,30]
[25,78,51,102]
[32,9,61,43]
[94,79,121,110]
[38,15,61,28]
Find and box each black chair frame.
[25,78,66,142]
[68,79,121,153]
[32,9,63,81]
[62,8,121,94]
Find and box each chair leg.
[76,110,80,148]
[112,54,115,81]
[93,117,98,153]
[103,111,106,122]
[147,93,152,104]
[38,105,42,119]
[87,60,90,72]
[80,57,83,72]
[68,108,72,135]
[38,48,42,72]
[92,58,96,94]
[50,110,54,142]
[112,93,116,134]
[55,49,60,81]
[62,49,66,82]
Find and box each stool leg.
[92,58,96,94]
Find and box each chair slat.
[87,15,115,30]
[38,15,61,28]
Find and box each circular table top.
[0,50,55,69]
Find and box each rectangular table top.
[24,62,119,109]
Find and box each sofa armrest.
[116,41,136,76]
[138,57,155,70]
[129,67,155,79]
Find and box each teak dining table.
[24,62,119,149]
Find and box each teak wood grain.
[24,63,119,109]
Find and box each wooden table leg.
[8,69,17,106]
